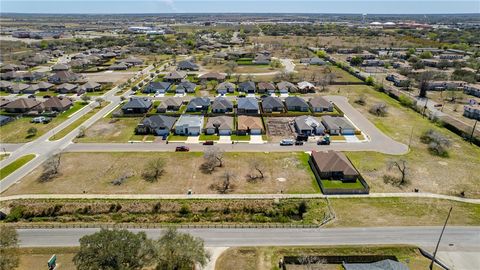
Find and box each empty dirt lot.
[266,117,296,142]
[3,152,319,195]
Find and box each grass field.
[4,152,319,195]
[329,85,480,198]
[216,245,441,270]
[17,247,78,270]
[75,116,142,143]
[295,64,362,83]
[0,102,87,143]
[0,154,35,180]
[50,103,107,140]
[320,179,364,189]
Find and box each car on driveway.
[31,116,51,124]
[280,139,294,146]
[295,140,304,145]
[175,146,190,152]
[203,141,214,145]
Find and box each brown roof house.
[163,71,187,83]
[43,96,73,112]
[56,83,79,94]
[309,151,359,182]
[3,98,41,113]
[199,72,226,81]
[236,115,264,135]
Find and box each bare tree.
[247,158,266,181]
[369,103,388,117]
[418,71,434,98]
[142,158,165,182]
[384,159,408,186]
[200,147,224,173]
[38,153,62,182]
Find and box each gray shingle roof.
[238,81,256,92]
[211,97,233,111]
[237,97,259,111]
[261,96,284,110]
[141,115,177,130]
[285,96,308,108]
[122,98,152,110]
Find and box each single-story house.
[199,72,226,81]
[108,62,129,70]
[163,71,187,82]
[237,97,259,114]
[24,84,39,94]
[9,83,30,94]
[257,82,276,94]
[294,115,325,136]
[82,81,101,92]
[56,83,79,94]
[48,71,82,84]
[177,60,199,71]
[238,81,256,93]
[237,115,264,135]
[205,116,234,135]
[464,84,480,98]
[321,115,355,135]
[0,115,13,126]
[426,81,467,91]
[463,104,480,120]
[211,97,233,113]
[175,115,204,136]
[37,81,54,91]
[277,81,298,93]
[116,57,143,66]
[175,81,196,94]
[300,57,326,65]
[216,81,235,94]
[42,96,73,112]
[3,98,41,113]
[297,81,315,92]
[252,54,270,65]
[51,63,70,71]
[143,82,171,94]
[310,150,360,182]
[0,81,13,91]
[262,96,284,113]
[186,97,210,112]
[157,97,183,113]
[386,73,410,87]
[136,115,177,135]
[285,96,309,112]
[309,96,333,112]
[121,97,152,114]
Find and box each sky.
[1,0,479,14]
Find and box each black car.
[28,94,36,98]
[296,134,308,141]
[317,140,330,145]
[295,141,304,145]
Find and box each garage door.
[219,130,231,136]
[250,129,261,135]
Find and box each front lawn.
[50,103,106,140]
[231,134,251,141]
[321,179,365,189]
[199,134,219,141]
[167,134,188,141]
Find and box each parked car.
[295,140,304,145]
[280,139,294,146]
[31,116,51,124]
[175,146,190,152]
[203,141,214,145]
[43,95,51,98]
[317,139,330,145]
[296,134,308,141]
[434,104,443,108]
[28,94,36,98]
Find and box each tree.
[81,94,91,104]
[142,158,165,182]
[420,129,452,157]
[38,153,61,182]
[226,60,237,73]
[349,56,363,66]
[77,126,86,138]
[154,228,209,270]
[0,227,19,270]
[27,127,37,138]
[95,97,104,106]
[384,159,408,186]
[419,51,433,59]
[74,229,155,270]
[418,71,434,98]
[369,103,388,117]
[211,170,235,193]
[200,147,224,173]
[354,94,366,106]
[247,158,266,181]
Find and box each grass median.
[0,154,36,180]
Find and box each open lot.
[3,152,319,195]
[265,117,295,142]
[203,62,281,74]
[74,116,142,143]
[216,245,440,270]
[330,85,480,198]
[17,247,78,270]
[0,102,87,143]
[81,71,136,84]
[295,64,362,83]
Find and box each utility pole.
[422,97,428,118]
[469,120,477,145]
[429,207,453,270]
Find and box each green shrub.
[398,94,414,108]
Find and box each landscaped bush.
[398,94,414,108]
[420,129,452,157]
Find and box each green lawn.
[199,134,219,141]
[231,135,251,141]
[50,103,106,141]
[0,154,36,180]
[321,179,365,189]
[167,134,188,141]
[0,102,87,143]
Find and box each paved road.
[2,192,479,204]
[0,64,159,193]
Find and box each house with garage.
[175,115,204,136]
[42,96,73,112]
[199,72,226,82]
[56,83,80,94]
[321,116,356,135]
[285,96,309,112]
[109,62,129,70]
[177,60,199,71]
[310,150,360,182]
[277,81,298,93]
[261,96,284,113]
[186,97,210,112]
[237,115,264,135]
[121,98,152,114]
[211,97,233,113]
[143,81,171,94]
[9,83,30,94]
[37,81,54,91]
[157,97,183,113]
[3,98,42,113]
[300,57,326,65]
[136,115,177,136]
[204,116,234,135]
[297,81,316,92]
[294,115,325,136]
[175,81,196,94]
[257,82,276,94]
[386,73,410,88]
[309,96,333,112]
[216,81,235,95]
[51,63,70,71]
[48,71,83,84]
[238,81,256,94]
[24,84,39,94]
[163,71,187,83]
[0,81,12,91]
[464,84,480,97]
[81,81,101,92]
[237,97,259,114]
[252,54,270,65]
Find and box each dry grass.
[330,85,480,198]
[17,247,78,270]
[3,152,318,195]
[74,116,142,143]
[294,64,362,83]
